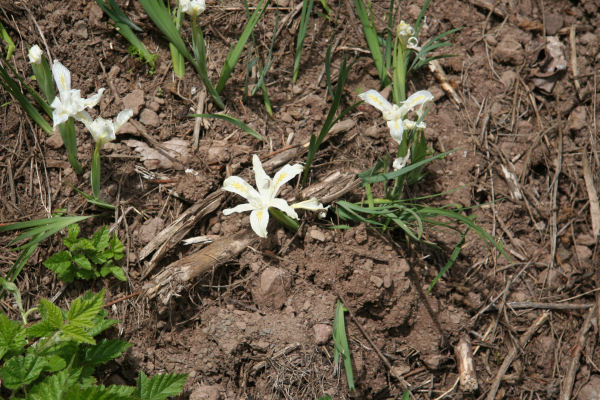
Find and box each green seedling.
[190,113,262,141]
[333,301,354,391]
[0,21,15,60]
[43,224,126,282]
[0,288,187,399]
[95,0,158,71]
[0,214,95,288]
[293,0,315,83]
[169,5,186,78]
[302,46,358,186]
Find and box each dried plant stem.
[559,304,597,400]
[455,335,477,392]
[486,312,549,400]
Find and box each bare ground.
[1,0,599,398]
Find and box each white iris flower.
[50,60,105,128]
[358,89,433,144]
[179,0,206,17]
[28,45,43,64]
[223,155,324,238]
[83,109,133,147]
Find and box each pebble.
[574,245,592,262]
[190,385,221,400]
[257,268,290,309]
[139,108,159,127]
[122,89,145,115]
[308,227,326,242]
[578,375,600,400]
[46,129,64,149]
[568,106,587,131]
[313,324,332,345]
[370,275,383,288]
[493,37,524,65]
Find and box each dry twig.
[559,304,597,400]
[486,311,549,400]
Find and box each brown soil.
[1,0,599,398]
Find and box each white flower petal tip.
[358,90,392,113]
[292,198,326,212]
[28,45,43,64]
[221,155,304,238]
[179,0,206,16]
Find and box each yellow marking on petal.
[256,210,264,220]
[231,182,248,194]
[368,95,384,107]
[60,75,67,91]
[274,172,287,187]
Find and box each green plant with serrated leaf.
[0,288,187,399]
[43,224,126,282]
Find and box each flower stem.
[268,207,299,233]
[59,118,82,174]
[91,144,101,199]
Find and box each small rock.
[370,275,383,288]
[190,384,221,400]
[577,233,598,246]
[138,217,164,245]
[568,106,587,131]
[46,129,64,149]
[365,125,380,138]
[383,273,392,289]
[139,108,160,127]
[500,70,518,88]
[309,227,326,242]
[255,268,291,309]
[148,101,161,112]
[87,2,104,26]
[544,13,563,35]
[122,89,145,115]
[313,324,332,345]
[292,85,303,95]
[423,354,443,370]
[354,224,368,244]
[493,37,524,65]
[578,375,600,400]
[117,121,137,135]
[280,112,293,123]
[574,245,592,262]
[73,20,88,39]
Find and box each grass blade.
[353,0,387,85]
[190,113,263,141]
[292,0,315,83]
[59,118,83,174]
[333,301,355,391]
[0,21,15,60]
[216,0,270,93]
[428,229,466,292]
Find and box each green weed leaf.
[1,353,48,389]
[135,371,188,400]
[66,290,104,329]
[0,313,26,360]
